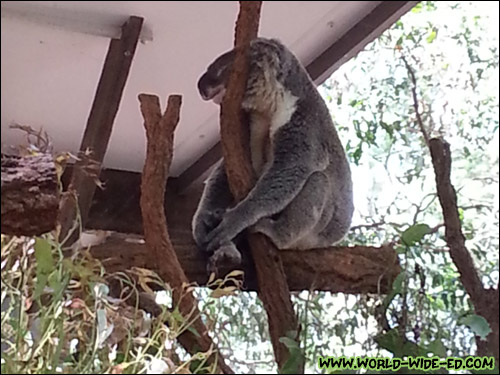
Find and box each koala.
[192,38,353,268]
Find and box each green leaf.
[35,238,54,273]
[187,325,201,338]
[411,2,423,13]
[459,314,492,340]
[352,146,363,165]
[450,292,457,308]
[382,272,405,311]
[280,353,304,374]
[375,328,426,357]
[279,335,304,374]
[380,121,394,139]
[395,246,406,255]
[374,329,403,355]
[34,238,55,299]
[458,207,465,222]
[426,29,437,43]
[401,224,431,246]
[279,336,299,350]
[426,339,447,357]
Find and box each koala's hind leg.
[251,171,329,250]
[316,204,353,246]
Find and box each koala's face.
[197,49,235,104]
[198,38,293,105]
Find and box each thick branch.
[219,1,301,370]
[90,231,400,294]
[429,139,498,362]
[1,153,59,236]
[138,94,232,374]
[429,140,484,306]
[220,2,261,199]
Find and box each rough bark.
[429,138,499,364]
[217,1,301,371]
[138,94,232,374]
[1,153,59,236]
[90,231,400,294]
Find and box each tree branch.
[218,1,301,371]
[403,55,498,363]
[401,54,430,146]
[138,93,232,374]
[429,139,498,361]
[90,231,400,294]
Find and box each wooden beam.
[173,1,418,192]
[306,1,418,83]
[66,168,399,293]
[170,142,222,193]
[58,16,143,243]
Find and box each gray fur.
[192,38,353,261]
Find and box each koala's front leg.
[192,161,233,251]
[205,207,253,254]
[206,153,314,252]
[192,208,226,249]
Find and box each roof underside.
[1,1,412,177]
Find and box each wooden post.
[59,16,143,244]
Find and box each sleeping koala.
[192,38,353,268]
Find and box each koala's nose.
[197,74,209,99]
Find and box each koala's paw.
[207,242,242,276]
[193,209,227,250]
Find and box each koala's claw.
[207,242,242,275]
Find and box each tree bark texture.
[138,94,232,374]
[90,231,400,294]
[429,138,498,364]
[1,153,59,236]
[217,1,302,370]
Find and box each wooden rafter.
[58,16,143,244]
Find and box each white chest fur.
[250,112,272,175]
[249,82,298,175]
[269,82,298,137]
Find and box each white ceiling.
[1,1,380,175]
